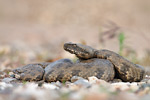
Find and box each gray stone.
[74,79,91,88]
[71,76,84,83]
[2,78,17,83]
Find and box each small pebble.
[88,76,99,84]
[130,82,139,91]
[68,83,81,90]
[51,81,62,87]
[14,74,21,79]
[42,83,59,90]
[74,79,91,88]
[71,76,84,83]
[0,82,13,90]
[111,82,130,91]
[2,77,17,83]
[8,72,14,76]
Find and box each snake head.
[64,42,96,59]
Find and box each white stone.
[55,81,62,87]
[2,77,17,83]
[88,76,99,84]
[129,83,139,91]
[0,82,13,90]
[9,72,14,76]
[71,76,84,83]
[111,82,130,91]
[15,74,21,79]
[42,83,59,90]
[67,83,81,90]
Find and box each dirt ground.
[0,0,150,59]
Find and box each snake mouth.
[64,42,75,53]
[64,42,82,54]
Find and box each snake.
[11,42,145,82]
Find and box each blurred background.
[0,0,150,69]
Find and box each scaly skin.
[64,42,145,82]
[13,58,115,82]
[13,64,45,81]
[44,58,115,82]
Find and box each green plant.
[118,32,125,55]
[62,80,66,85]
[22,80,27,84]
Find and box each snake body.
[12,42,145,82]
[43,58,115,82]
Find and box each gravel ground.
[1,71,150,100]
